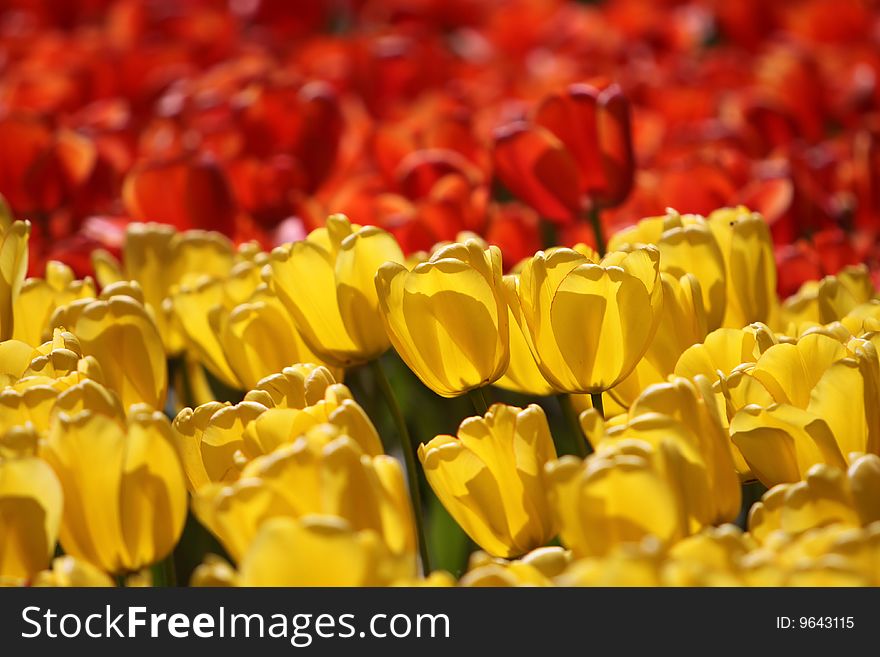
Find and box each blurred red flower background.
[1,0,878,291]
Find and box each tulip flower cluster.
[2,0,880,589]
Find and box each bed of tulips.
[2,0,880,587]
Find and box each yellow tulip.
[0,456,63,580]
[12,261,95,347]
[545,440,687,557]
[0,339,35,386]
[189,554,239,587]
[43,408,187,573]
[238,516,414,587]
[609,209,727,329]
[605,272,709,408]
[172,400,267,492]
[621,376,741,522]
[419,403,557,558]
[268,214,405,367]
[748,455,880,544]
[675,323,777,382]
[705,206,778,329]
[194,425,413,563]
[32,555,114,587]
[240,383,383,461]
[0,219,29,342]
[242,363,336,409]
[730,404,847,487]
[94,223,234,353]
[781,265,875,330]
[69,294,167,411]
[517,245,662,393]
[460,547,570,587]
[218,288,330,390]
[495,275,555,396]
[376,240,509,397]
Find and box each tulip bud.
[376,240,509,397]
[0,219,29,342]
[517,245,662,393]
[43,409,187,573]
[0,456,63,580]
[706,207,778,329]
[268,214,405,367]
[70,294,167,411]
[419,403,557,558]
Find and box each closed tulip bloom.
[0,456,63,580]
[218,289,329,390]
[517,245,662,393]
[268,214,405,367]
[13,261,95,347]
[70,294,167,411]
[239,516,413,587]
[706,207,778,329]
[1,219,29,342]
[730,404,847,487]
[609,210,727,330]
[546,440,687,557]
[675,323,777,383]
[194,425,413,562]
[376,240,509,397]
[43,408,187,573]
[495,275,555,396]
[418,403,557,557]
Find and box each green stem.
[557,394,588,458]
[114,574,127,588]
[467,387,490,415]
[590,392,605,421]
[587,205,606,257]
[151,553,177,587]
[370,359,431,576]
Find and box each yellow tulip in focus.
[0,219,29,342]
[419,403,557,558]
[238,516,413,587]
[43,408,187,574]
[376,240,509,397]
[730,404,847,487]
[545,440,687,557]
[70,293,167,411]
[517,245,662,393]
[706,207,778,329]
[268,214,405,367]
[0,456,63,580]
[495,275,555,396]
